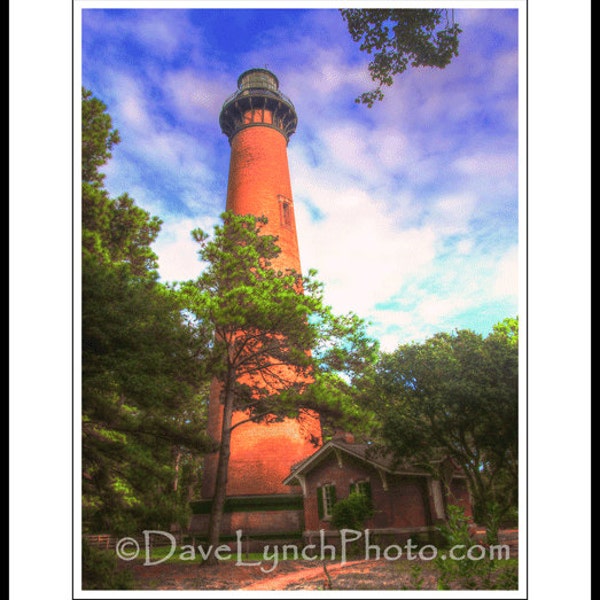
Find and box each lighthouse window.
[279,196,292,228]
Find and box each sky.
[78,2,522,351]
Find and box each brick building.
[283,435,472,546]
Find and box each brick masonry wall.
[201,116,322,503]
[449,478,473,518]
[202,404,320,498]
[303,452,432,532]
[384,476,431,528]
[189,508,304,537]
[225,123,301,274]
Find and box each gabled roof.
[282,438,434,485]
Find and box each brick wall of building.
[189,507,304,538]
[449,477,473,518]
[302,452,432,532]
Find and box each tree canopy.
[177,212,379,561]
[81,88,213,536]
[340,9,461,106]
[365,318,519,528]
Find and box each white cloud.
[319,122,375,177]
[132,10,197,60]
[376,131,410,170]
[456,238,474,254]
[100,71,221,217]
[424,193,478,236]
[493,245,519,298]
[416,294,471,326]
[109,73,153,132]
[454,152,517,179]
[489,49,519,95]
[163,69,229,125]
[153,217,211,283]
[295,180,437,317]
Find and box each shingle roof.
[283,437,436,485]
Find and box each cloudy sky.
[77,2,523,350]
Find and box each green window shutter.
[317,486,324,519]
[331,485,337,506]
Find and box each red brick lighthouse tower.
[196,69,322,537]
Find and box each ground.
[122,531,518,591]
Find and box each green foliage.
[81,89,214,536]
[82,88,121,186]
[81,539,134,590]
[493,560,519,590]
[340,9,461,106]
[491,316,519,345]
[483,501,502,547]
[179,212,378,427]
[436,504,474,551]
[302,325,381,441]
[82,89,162,278]
[401,564,424,590]
[330,491,374,531]
[367,318,519,532]
[181,214,319,414]
[178,212,378,558]
[434,505,518,590]
[435,505,487,590]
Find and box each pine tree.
[81,88,213,536]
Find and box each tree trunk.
[172,446,181,492]
[203,374,235,566]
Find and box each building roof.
[282,437,439,486]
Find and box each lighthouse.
[220,68,302,273]
[195,69,322,538]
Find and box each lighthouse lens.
[239,70,278,92]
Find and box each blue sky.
[78,3,523,350]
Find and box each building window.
[317,484,337,520]
[350,480,372,502]
[278,195,293,228]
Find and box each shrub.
[82,539,134,590]
[331,491,374,531]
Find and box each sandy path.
[241,560,368,590]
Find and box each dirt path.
[129,559,406,591]
[127,530,519,591]
[240,559,366,590]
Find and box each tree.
[178,213,378,563]
[81,89,213,537]
[82,88,162,277]
[340,9,461,106]
[367,318,518,530]
[82,88,120,187]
